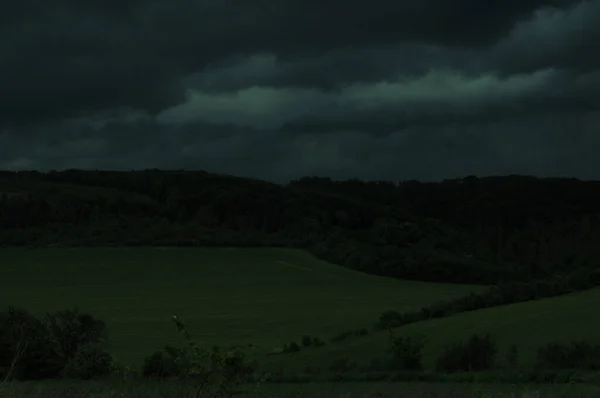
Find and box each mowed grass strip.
[2,380,600,398]
[275,287,600,372]
[0,247,482,368]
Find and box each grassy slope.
[0,247,482,368]
[273,287,600,372]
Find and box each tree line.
[1,170,600,284]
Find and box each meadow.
[0,247,482,369]
[2,380,600,398]
[274,286,600,373]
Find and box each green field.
[275,287,600,372]
[0,247,482,369]
[3,380,600,398]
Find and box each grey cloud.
[489,0,600,75]
[1,0,600,182]
[0,0,586,128]
[164,68,599,135]
[184,0,600,94]
[184,45,485,93]
[2,105,600,182]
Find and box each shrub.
[142,315,259,398]
[436,344,467,373]
[0,306,113,381]
[387,334,424,371]
[436,333,497,373]
[61,345,115,380]
[141,344,190,380]
[301,335,313,347]
[299,335,325,347]
[216,346,257,386]
[330,332,350,343]
[45,308,107,361]
[142,350,179,379]
[536,340,600,370]
[0,307,64,380]
[376,310,405,329]
[282,341,300,353]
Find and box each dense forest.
[1,170,600,285]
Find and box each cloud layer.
[1,0,599,181]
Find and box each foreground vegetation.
[3,304,600,381]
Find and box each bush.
[142,350,179,379]
[282,341,300,353]
[0,306,112,381]
[536,340,600,370]
[142,316,259,398]
[216,346,257,387]
[299,335,325,347]
[61,345,115,380]
[462,333,497,370]
[376,310,405,329]
[435,333,497,373]
[387,334,424,371]
[0,307,64,380]
[301,335,313,347]
[330,332,350,343]
[45,308,107,361]
[142,344,191,380]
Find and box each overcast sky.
[1,0,599,182]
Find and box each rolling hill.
[270,287,600,372]
[0,247,483,368]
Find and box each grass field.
[0,247,483,369]
[274,287,600,372]
[2,380,599,398]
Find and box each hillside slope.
[0,247,483,367]
[270,287,600,372]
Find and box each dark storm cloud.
[0,0,586,128]
[2,0,600,181]
[1,4,186,128]
[185,0,600,94]
[489,0,600,75]
[184,45,485,93]
[167,67,600,135]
